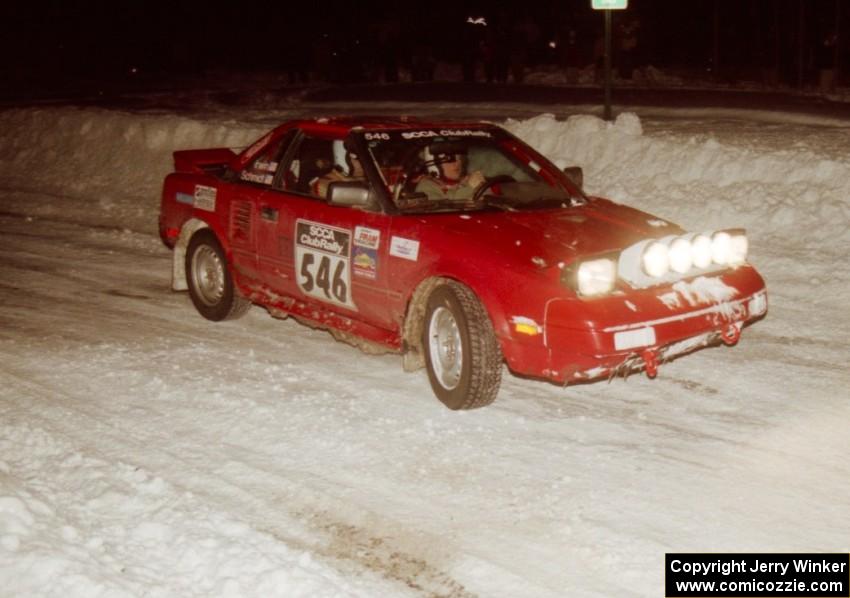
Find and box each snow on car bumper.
[501,271,767,384]
[551,289,766,383]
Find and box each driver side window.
[283,135,335,198]
[239,129,297,187]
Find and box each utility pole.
[797,0,805,89]
[604,9,612,121]
[712,0,720,82]
[591,0,628,121]
[837,0,843,86]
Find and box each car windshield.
[357,128,584,213]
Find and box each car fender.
[401,255,548,370]
[171,218,211,291]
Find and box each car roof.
[280,117,498,136]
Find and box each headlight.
[711,231,732,265]
[577,258,617,296]
[729,233,748,265]
[668,238,693,274]
[618,228,752,289]
[691,234,712,269]
[642,241,669,277]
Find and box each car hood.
[426,198,680,266]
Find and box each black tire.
[422,282,502,410]
[185,229,251,321]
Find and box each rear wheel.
[185,229,250,321]
[423,282,502,410]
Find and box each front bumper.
[501,273,767,384]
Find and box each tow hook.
[642,348,659,378]
[721,323,742,346]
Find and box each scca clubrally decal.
[294,220,357,310]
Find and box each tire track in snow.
[0,362,475,598]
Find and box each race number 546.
[294,220,357,311]
[298,251,349,304]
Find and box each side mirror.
[563,166,583,189]
[327,181,376,208]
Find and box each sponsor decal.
[193,185,217,211]
[175,192,194,205]
[254,159,278,172]
[354,226,380,250]
[389,236,420,261]
[297,221,349,256]
[352,246,378,279]
[294,220,356,310]
[240,171,274,185]
[400,129,492,140]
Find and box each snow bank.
[0,108,264,231]
[2,107,847,252]
[505,113,850,247]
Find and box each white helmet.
[422,146,439,176]
[333,139,351,176]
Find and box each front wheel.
[423,282,502,410]
[185,229,251,321]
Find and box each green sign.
[592,0,628,9]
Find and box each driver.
[414,150,485,200]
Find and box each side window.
[283,135,336,198]
[238,130,297,187]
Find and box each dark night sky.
[1,0,846,93]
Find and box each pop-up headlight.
[577,258,617,296]
[564,256,618,297]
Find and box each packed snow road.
[1,102,849,597]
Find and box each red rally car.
[159,117,767,410]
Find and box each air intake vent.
[230,201,252,243]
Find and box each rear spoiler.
[173,148,237,174]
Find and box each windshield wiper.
[398,193,578,214]
[522,196,575,209]
[401,198,490,213]
[476,194,573,211]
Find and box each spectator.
[816,31,838,95]
[617,17,640,80]
[373,18,402,83]
[557,26,581,84]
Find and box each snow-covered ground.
[1,90,849,597]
